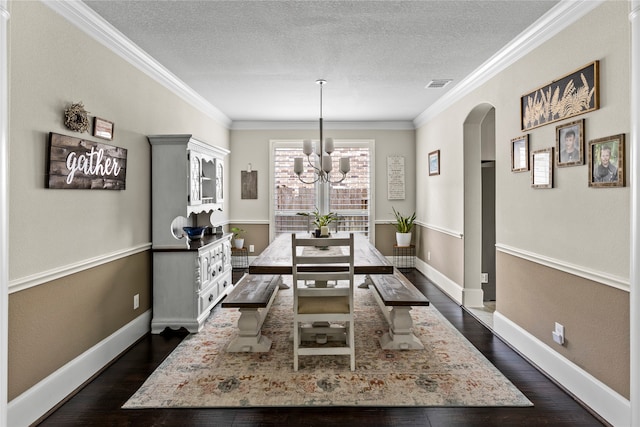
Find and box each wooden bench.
[367,269,430,350]
[221,274,281,352]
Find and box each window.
[271,140,373,240]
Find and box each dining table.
[249,232,394,277]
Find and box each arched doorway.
[462,104,495,320]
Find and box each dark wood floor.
[36,270,607,427]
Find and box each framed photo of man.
[588,134,625,188]
[511,135,529,172]
[556,119,584,167]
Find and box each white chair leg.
[293,320,299,371]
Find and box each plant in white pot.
[392,207,416,247]
[296,208,338,237]
[230,227,245,249]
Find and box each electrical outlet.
[249,244,255,253]
[552,322,564,345]
[481,273,489,283]
[133,294,139,310]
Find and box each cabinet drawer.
[198,281,219,316]
[217,271,232,295]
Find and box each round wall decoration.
[64,102,90,133]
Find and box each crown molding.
[413,0,605,128]
[42,0,232,128]
[231,120,415,131]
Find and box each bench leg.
[226,286,279,352]
[358,275,372,289]
[277,275,289,289]
[226,308,273,352]
[379,307,425,350]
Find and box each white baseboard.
[8,310,151,427]
[493,311,630,427]
[415,257,463,304]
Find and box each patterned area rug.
[123,278,532,408]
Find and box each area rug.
[123,277,532,408]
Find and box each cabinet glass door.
[189,153,202,205]
[215,159,224,203]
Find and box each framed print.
[556,119,584,167]
[588,134,625,188]
[428,150,440,176]
[511,135,529,172]
[521,61,599,131]
[531,147,553,189]
[93,117,114,140]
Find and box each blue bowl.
[183,226,207,240]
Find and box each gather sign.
[47,132,127,190]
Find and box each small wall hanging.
[241,163,257,199]
[93,117,114,140]
[387,155,405,200]
[63,101,90,133]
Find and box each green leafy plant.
[230,227,245,239]
[392,207,416,233]
[297,208,338,228]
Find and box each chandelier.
[293,79,350,184]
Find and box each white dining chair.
[291,233,355,371]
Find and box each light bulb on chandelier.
[293,79,350,184]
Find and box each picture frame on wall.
[93,117,114,140]
[428,150,440,176]
[556,119,584,167]
[511,135,529,172]
[520,60,599,131]
[531,147,553,189]
[588,134,625,188]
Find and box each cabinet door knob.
[209,294,214,302]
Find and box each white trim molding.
[413,0,605,128]
[629,1,640,424]
[1,1,10,425]
[9,243,152,294]
[416,221,463,239]
[415,257,463,304]
[496,243,629,292]
[8,310,151,427]
[229,219,271,225]
[231,120,415,131]
[42,0,231,128]
[494,311,630,427]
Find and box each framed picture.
[531,147,553,189]
[521,61,599,131]
[511,135,529,172]
[428,150,440,176]
[556,119,584,167]
[588,134,625,188]
[93,117,114,140]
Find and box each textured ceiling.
[83,0,559,123]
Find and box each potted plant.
[230,227,245,249]
[392,207,416,247]
[297,208,338,237]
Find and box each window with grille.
[271,140,373,240]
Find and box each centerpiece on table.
[393,207,416,247]
[297,208,338,237]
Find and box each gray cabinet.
[148,134,232,333]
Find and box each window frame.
[269,139,375,243]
